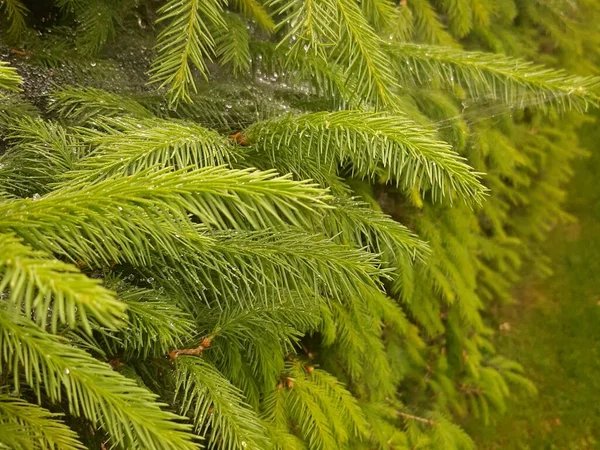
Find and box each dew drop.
[32,193,41,201]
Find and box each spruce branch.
[0,232,125,333]
[264,362,368,450]
[207,229,385,303]
[0,395,86,450]
[439,0,473,37]
[324,198,430,262]
[200,298,321,403]
[169,337,213,360]
[406,0,454,45]
[232,0,275,31]
[1,117,82,196]
[271,0,339,60]
[361,0,399,31]
[108,285,197,360]
[0,168,331,268]
[216,13,252,75]
[0,0,28,40]
[245,111,486,203]
[0,308,198,450]
[389,43,600,111]
[149,0,228,104]
[397,411,435,425]
[75,0,121,54]
[333,0,398,106]
[71,116,237,181]
[0,61,22,91]
[175,357,270,450]
[49,87,153,123]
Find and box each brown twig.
[108,358,124,369]
[229,132,249,146]
[168,337,212,360]
[459,385,483,395]
[397,411,436,426]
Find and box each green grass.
[465,116,600,450]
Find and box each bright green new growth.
[0,61,22,91]
[0,0,598,449]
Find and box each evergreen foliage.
[0,0,598,449]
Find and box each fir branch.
[49,87,153,123]
[175,357,270,450]
[0,308,198,450]
[232,0,275,31]
[216,13,252,75]
[1,117,82,196]
[75,0,122,54]
[270,378,338,450]
[406,0,454,45]
[389,43,600,111]
[0,0,28,40]
[303,367,370,439]
[0,167,331,268]
[271,0,339,60]
[324,198,429,262]
[333,0,398,106]
[202,299,320,400]
[149,0,228,104]
[0,395,86,450]
[268,362,369,450]
[71,116,237,181]
[112,285,196,360]
[438,0,473,37]
[361,0,399,31]
[207,229,384,303]
[245,111,486,203]
[0,232,125,333]
[155,229,384,311]
[0,61,22,91]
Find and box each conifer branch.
[245,111,486,203]
[406,0,454,45]
[397,411,435,425]
[361,0,399,31]
[0,232,125,333]
[49,87,153,122]
[0,395,86,450]
[0,0,28,40]
[333,0,398,106]
[175,357,270,450]
[111,285,196,360]
[0,168,331,267]
[216,13,252,75]
[207,229,384,303]
[389,43,600,111]
[72,116,237,181]
[149,0,228,104]
[0,62,22,91]
[324,198,429,261]
[0,308,199,450]
[1,117,82,196]
[75,0,121,54]
[232,0,275,31]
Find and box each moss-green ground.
[466,116,600,449]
